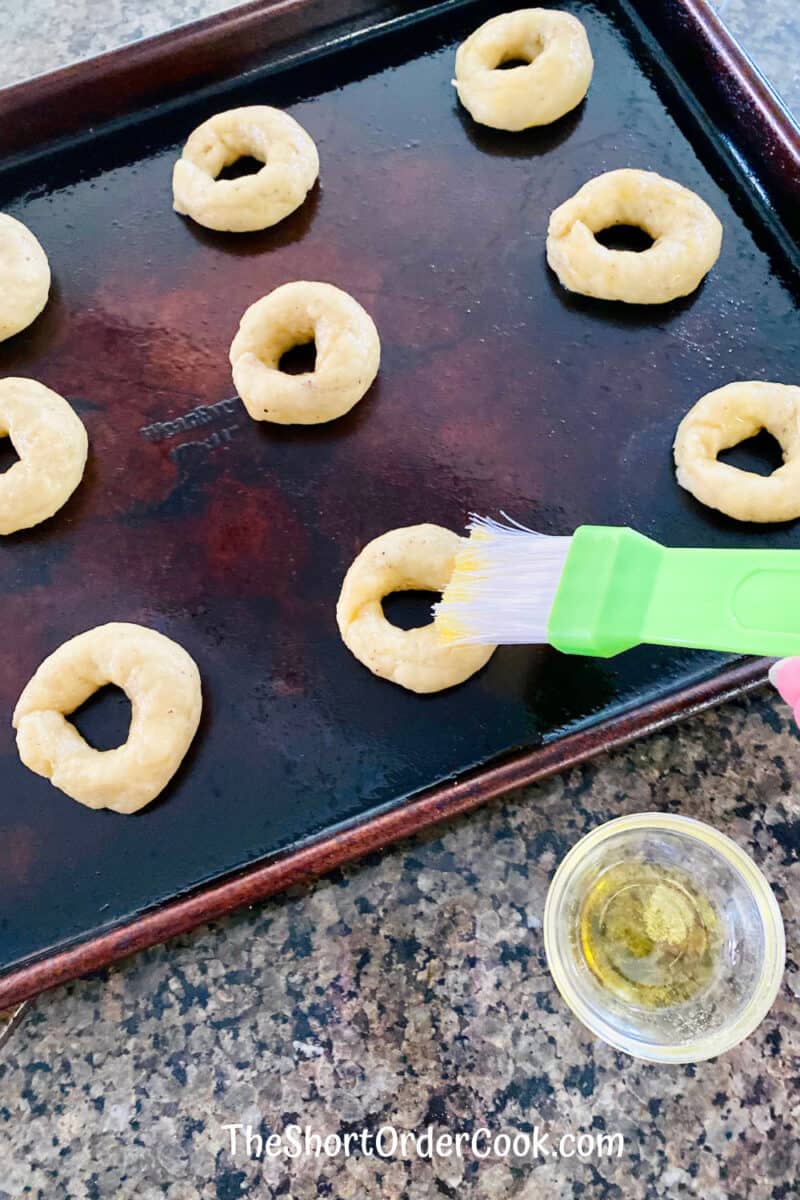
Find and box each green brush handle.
[548,525,800,659]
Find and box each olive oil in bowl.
[544,814,785,1062]
[579,861,719,1009]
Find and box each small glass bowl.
[544,813,785,1063]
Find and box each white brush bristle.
[434,515,572,645]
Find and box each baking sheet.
[0,0,797,985]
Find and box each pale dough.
[453,8,593,131]
[14,623,202,814]
[230,280,380,424]
[172,106,319,233]
[0,377,88,535]
[674,381,800,523]
[336,524,496,693]
[0,213,51,341]
[547,168,723,304]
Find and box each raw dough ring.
[0,377,88,535]
[230,280,380,424]
[674,381,800,523]
[172,105,319,232]
[13,623,202,814]
[453,8,593,131]
[547,168,723,304]
[336,524,496,693]
[0,213,51,341]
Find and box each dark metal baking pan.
[0,0,797,1006]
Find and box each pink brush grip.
[768,658,800,720]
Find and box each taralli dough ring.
[172,105,319,232]
[230,280,380,425]
[453,8,593,131]
[674,381,800,523]
[547,168,723,304]
[13,623,202,814]
[336,524,496,693]
[0,377,88,535]
[0,213,51,341]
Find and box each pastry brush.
[433,516,800,658]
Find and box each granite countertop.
[1,3,799,1199]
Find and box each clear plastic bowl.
[543,813,785,1063]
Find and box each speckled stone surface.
[717,0,799,113]
[0,0,232,88]
[1,4,799,1199]
[2,692,800,1199]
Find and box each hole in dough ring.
[172,105,319,232]
[453,8,593,131]
[0,377,88,535]
[230,280,380,425]
[336,524,496,693]
[673,381,800,523]
[13,623,203,814]
[546,168,722,304]
[0,214,51,342]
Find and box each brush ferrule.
[548,526,662,657]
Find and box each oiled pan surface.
[0,0,796,975]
